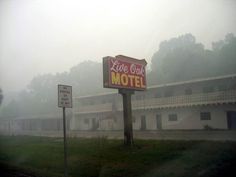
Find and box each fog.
[0,0,236,92]
[1,2,236,176]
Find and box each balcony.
[132,90,236,109]
[75,103,112,114]
[74,90,236,114]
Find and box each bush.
[203,124,214,130]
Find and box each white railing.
[76,103,112,113]
[75,90,236,113]
[133,90,236,109]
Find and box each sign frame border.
[103,55,147,91]
[58,84,73,108]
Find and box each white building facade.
[1,74,236,135]
[71,74,236,131]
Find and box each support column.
[119,89,134,146]
[63,107,68,177]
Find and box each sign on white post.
[58,84,72,177]
[58,85,72,108]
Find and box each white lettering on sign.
[110,59,145,76]
[58,85,72,108]
[130,64,145,76]
[110,59,129,73]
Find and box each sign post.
[103,55,147,146]
[119,89,134,146]
[62,106,67,177]
[58,85,72,177]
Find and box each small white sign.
[58,85,72,108]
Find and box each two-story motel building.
[71,74,236,131]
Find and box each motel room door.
[227,111,236,129]
[91,118,99,130]
[140,115,146,130]
[156,114,162,130]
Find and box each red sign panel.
[103,55,147,91]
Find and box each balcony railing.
[132,90,236,109]
[74,90,236,114]
[76,103,112,114]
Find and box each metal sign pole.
[103,55,147,147]
[58,85,72,177]
[119,89,134,146]
[63,107,68,177]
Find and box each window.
[168,114,177,121]
[132,116,136,123]
[218,84,227,91]
[113,116,117,123]
[155,92,162,98]
[84,118,89,124]
[156,114,162,129]
[203,86,214,93]
[200,112,211,120]
[164,89,173,97]
[81,101,87,105]
[140,115,146,130]
[230,83,236,89]
[185,88,192,95]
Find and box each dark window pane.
[185,88,192,95]
[200,112,211,120]
[168,114,177,121]
[203,86,214,93]
[84,118,89,124]
[164,89,173,97]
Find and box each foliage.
[148,33,236,85]
[203,124,214,130]
[0,33,236,118]
[0,61,108,118]
[0,88,3,106]
[0,136,236,177]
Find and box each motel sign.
[103,55,147,91]
[103,55,147,146]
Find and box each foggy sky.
[0,0,236,92]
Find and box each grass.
[0,135,236,177]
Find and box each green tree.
[68,61,105,96]
[148,33,236,86]
[0,88,3,106]
[0,99,20,118]
[149,33,209,85]
[213,33,236,75]
[0,60,107,118]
